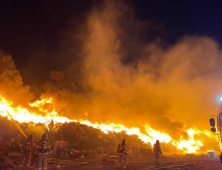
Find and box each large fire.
[0,94,214,154]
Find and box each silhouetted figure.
[29,140,38,170]
[34,133,52,170]
[117,139,127,169]
[18,135,34,170]
[153,140,162,166]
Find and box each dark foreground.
[45,155,220,170]
[1,153,221,170]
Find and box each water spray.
[0,98,27,138]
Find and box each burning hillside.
[0,92,218,154]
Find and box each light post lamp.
[217,97,222,136]
[220,97,222,112]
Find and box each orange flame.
[0,94,213,153]
[173,129,203,153]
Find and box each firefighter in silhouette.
[153,140,162,165]
[34,133,52,170]
[117,139,127,169]
[18,134,34,170]
[29,140,39,170]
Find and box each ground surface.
[45,155,222,170]
[2,153,221,169]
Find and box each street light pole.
[219,97,222,163]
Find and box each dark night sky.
[1,0,222,86]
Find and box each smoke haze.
[1,0,222,143]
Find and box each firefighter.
[153,140,162,166]
[35,133,52,170]
[18,134,34,170]
[29,140,39,170]
[117,139,127,169]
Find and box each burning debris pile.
[54,122,153,157]
[0,91,218,155]
[0,115,153,159]
[0,115,217,170]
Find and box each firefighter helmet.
[28,134,33,139]
[42,133,47,138]
[121,139,126,145]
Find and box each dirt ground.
[45,155,222,170]
[2,152,221,169]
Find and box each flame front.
[0,94,212,154]
[173,129,204,153]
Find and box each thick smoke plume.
[69,1,222,138]
[0,50,34,106]
[1,1,222,146]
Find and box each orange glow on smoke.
[0,94,212,153]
